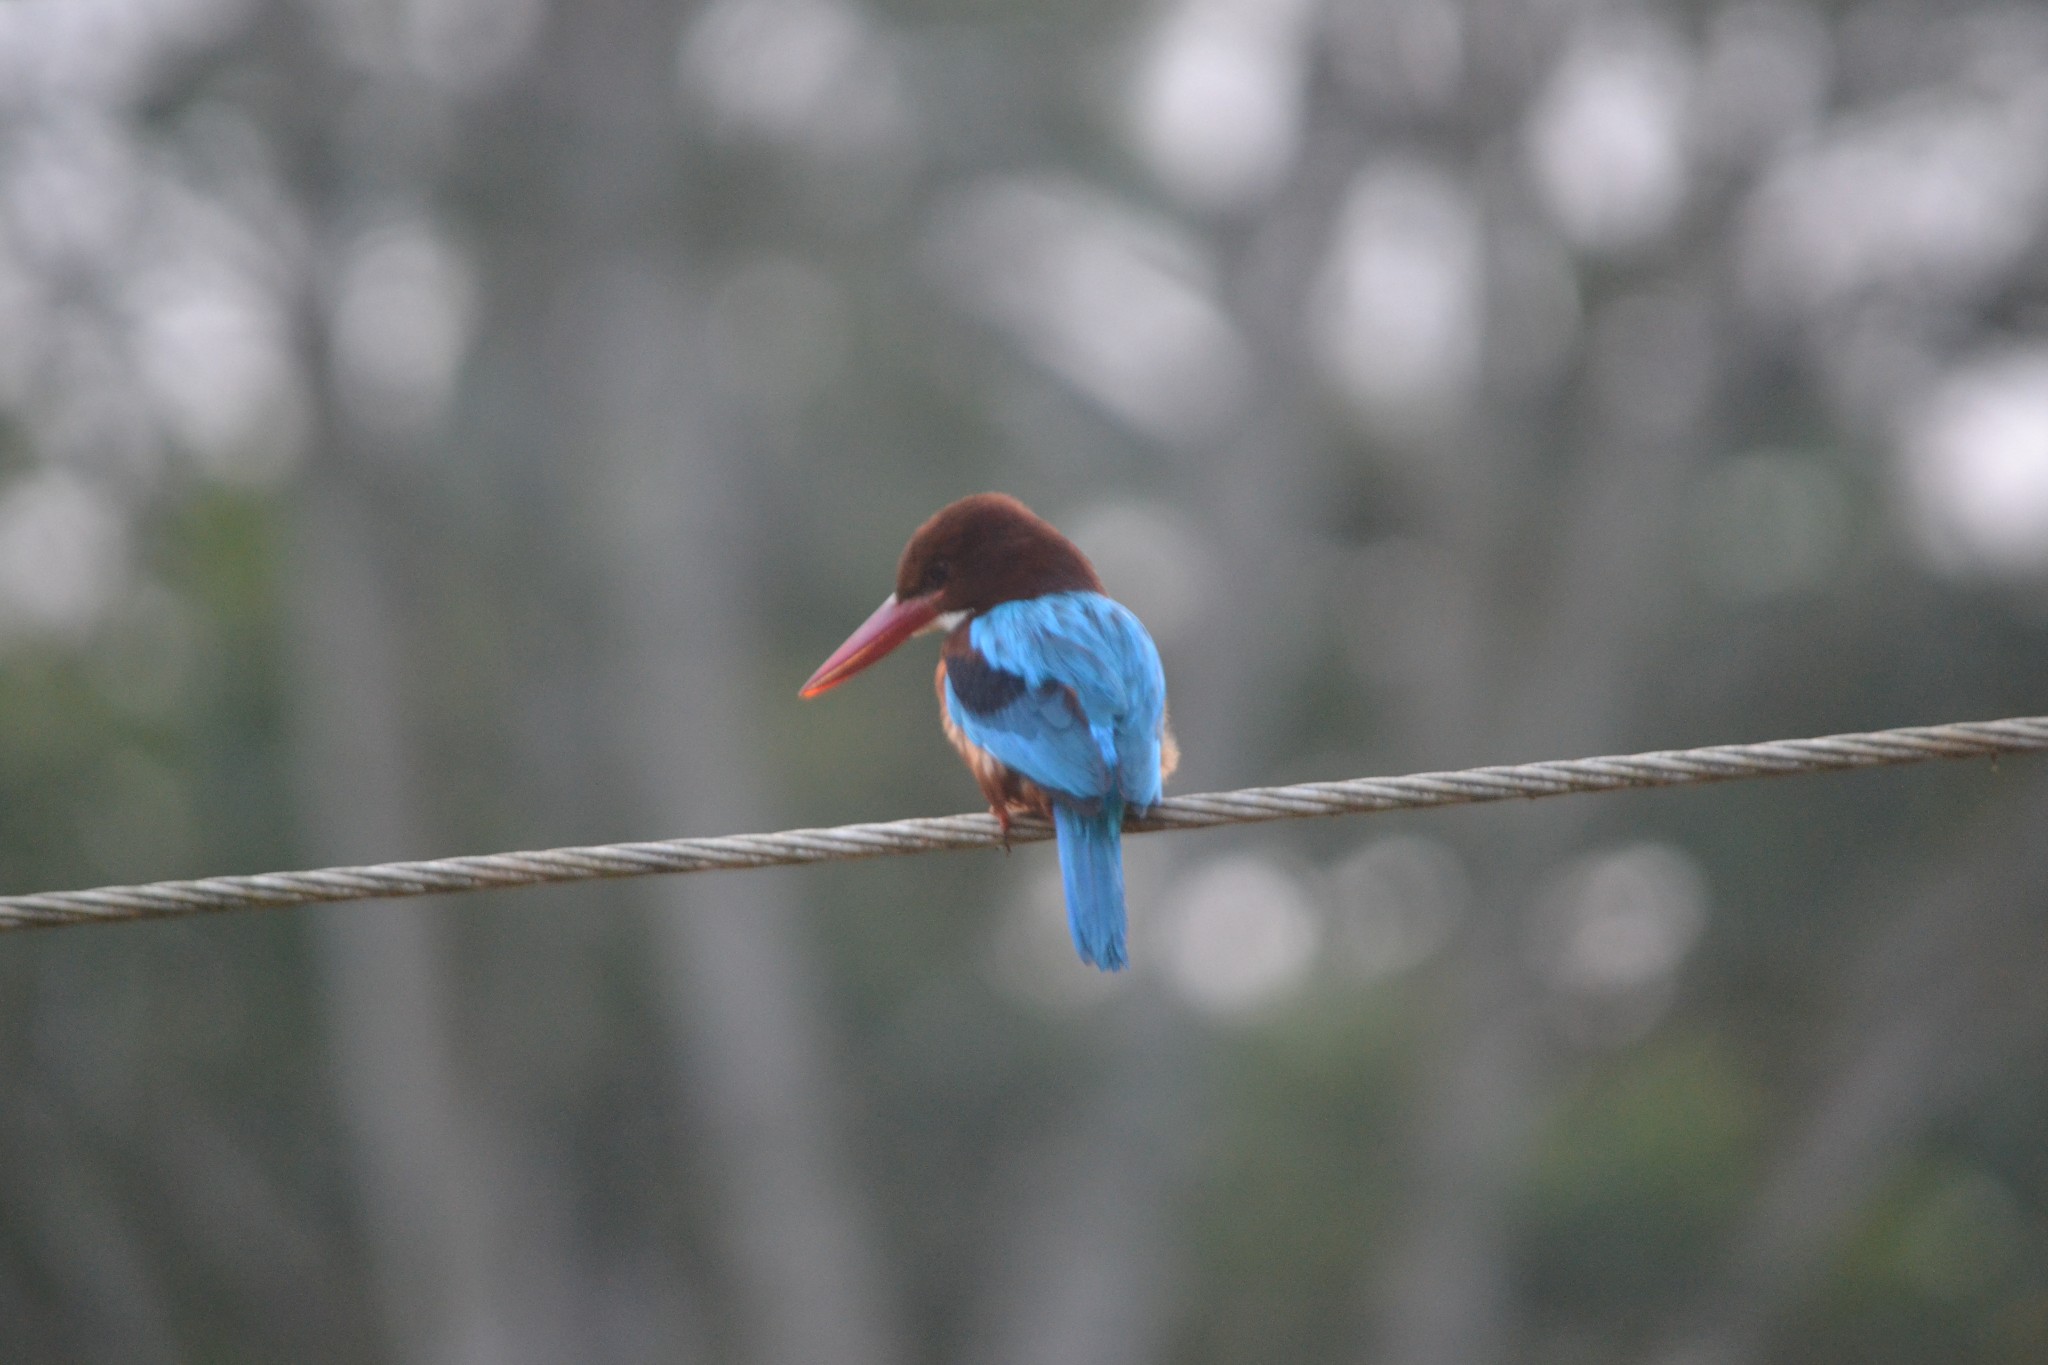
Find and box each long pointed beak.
[800,592,942,697]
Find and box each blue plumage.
[1053,801,1127,970]
[944,591,1168,970]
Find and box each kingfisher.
[800,493,1177,971]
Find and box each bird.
[800,493,1177,970]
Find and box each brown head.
[800,493,1102,697]
[891,493,1101,613]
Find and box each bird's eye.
[927,560,950,587]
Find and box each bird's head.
[800,493,1101,697]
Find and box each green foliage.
[1526,1036,1761,1318]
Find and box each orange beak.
[799,592,943,697]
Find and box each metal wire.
[3,715,2043,932]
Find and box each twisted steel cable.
[3,715,2043,932]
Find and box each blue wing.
[944,591,1168,807]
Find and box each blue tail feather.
[1054,799,1127,971]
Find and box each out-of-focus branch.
[295,466,573,1365]
[586,257,902,1365]
[969,993,1203,1365]
[1370,284,1724,1363]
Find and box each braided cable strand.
[3,715,2043,932]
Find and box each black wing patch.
[943,638,1029,717]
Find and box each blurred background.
[1,0,2046,1361]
